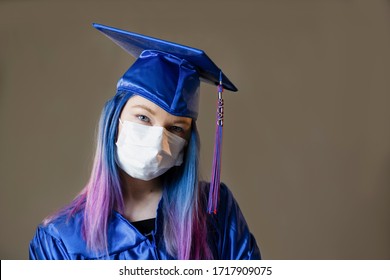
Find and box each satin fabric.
[29,183,261,260]
[93,23,238,94]
[117,50,201,119]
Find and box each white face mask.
[115,120,187,181]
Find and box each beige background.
[1,0,390,259]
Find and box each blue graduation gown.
[29,183,261,260]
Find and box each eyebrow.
[173,119,191,126]
[131,104,156,115]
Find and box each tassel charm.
[208,72,224,214]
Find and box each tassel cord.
[208,73,224,214]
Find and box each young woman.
[29,23,260,260]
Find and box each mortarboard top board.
[93,23,238,92]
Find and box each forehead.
[121,95,192,123]
[123,95,162,112]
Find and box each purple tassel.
[208,73,224,214]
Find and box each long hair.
[162,121,212,259]
[44,91,212,259]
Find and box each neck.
[120,171,163,222]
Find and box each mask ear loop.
[119,119,124,126]
[208,71,224,214]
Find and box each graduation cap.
[93,23,238,214]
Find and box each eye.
[137,115,150,123]
[169,126,184,134]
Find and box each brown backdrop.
[1,0,389,259]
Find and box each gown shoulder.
[29,210,85,260]
[201,181,261,260]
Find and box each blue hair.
[162,121,212,259]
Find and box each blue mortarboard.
[93,23,237,213]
